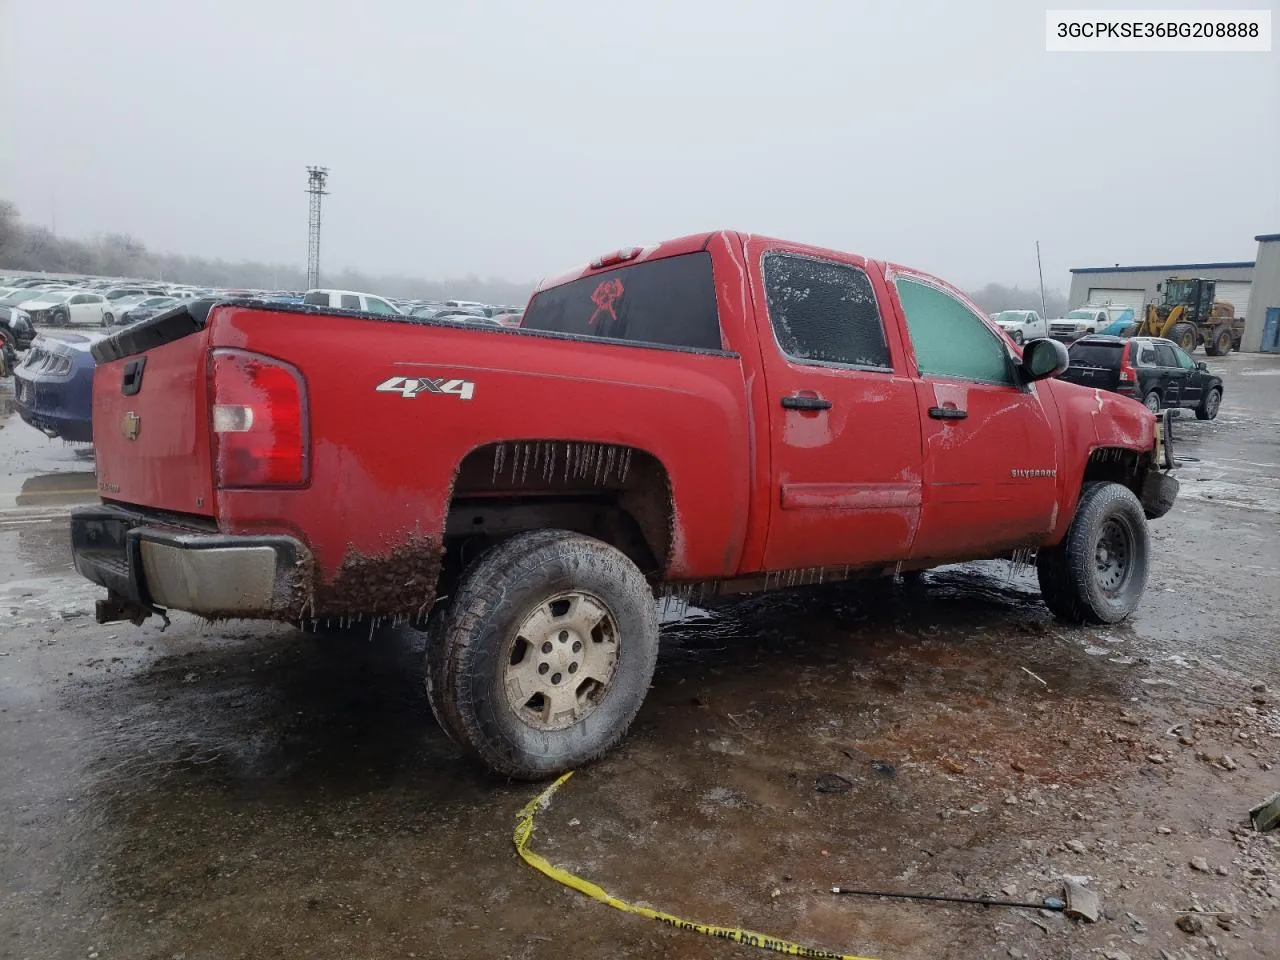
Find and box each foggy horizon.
[2,0,1276,292]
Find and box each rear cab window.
[521,252,722,351]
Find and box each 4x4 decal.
[376,376,475,400]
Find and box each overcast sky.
[2,0,1277,290]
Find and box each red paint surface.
[90,231,1158,594]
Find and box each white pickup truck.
[1048,305,1136,343]
[990,309,1049,345]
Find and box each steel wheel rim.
[1207,391,1220,417]
[1094,516,1135,596]
[503,591,620,731]
[1144,394,1161,413]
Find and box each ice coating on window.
[895,278,1013,385]
[763,254,890,369]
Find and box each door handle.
[781,394,832,411]
[928,406,968,420]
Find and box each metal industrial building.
[1068,232,1280,352]
[1067,261,1254,318]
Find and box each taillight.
[208,349,309,488]
[1118,342,1137,395]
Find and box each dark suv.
[1060,335,1224,420]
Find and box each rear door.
[68,294,95,324]
[890,273,1060,561]
[1153,342,1186,406]
[1134,341,1161,400]
[746,241,924,571]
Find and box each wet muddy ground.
[2,354,1278,960]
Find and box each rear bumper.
[71,504,309,619]
[16,406,93,442]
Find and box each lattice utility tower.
[305,165,330,289]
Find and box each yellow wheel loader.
[1136,278,1243,356]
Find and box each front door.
[1153,341,1188,406]
[1171,344,1203,407]
[747,242,924,573]
[890,273,1061,562]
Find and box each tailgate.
[91,303,216,517]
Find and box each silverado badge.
[122,412,141,441]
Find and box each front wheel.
[1168,322,1197,353]
[428,529,659,779]
[1196,387,1221,421]
[1037,482,1150,624]
[103,313,115,326]
[1011,330,1024,345]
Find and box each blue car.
[12,332,103,443]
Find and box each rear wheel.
[1143,390,1162,414]
[429,529,659,779]
[103,313,115,325]
[1037,482,1150,624]
[1011,330,1024,345]
[1204,325,1233,357]
[1168,322,1197,353]
[1196,387,1221,421]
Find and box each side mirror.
[1020,338,1070,382]
[1196,361,1207,371]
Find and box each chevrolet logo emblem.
[122,412,141,441]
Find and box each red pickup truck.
[72,231,1178,778]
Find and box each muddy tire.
[1204,325,1232,357]
[423,528,567,749]
[1168,322,1197,353]
[1196,387,1222,421]
[431,529,659,779]
[1036,482,1150,625]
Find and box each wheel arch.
[442,439,675,584]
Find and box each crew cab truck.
[71,231,1179,779]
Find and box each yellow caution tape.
[514,772,881,960]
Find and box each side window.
[1173,347,1196,370]
[762,254,890,369]
[302,291,328,306]
[69,294,89,305]
[365,297,397,316]
[1154,343,1178,368]
[895,278,1013,384]
[1138,347,1157,366]
[339,294,360,310]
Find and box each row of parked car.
[0,274,526,442]
[989,305,1227,421]
[989,305,1136,345]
